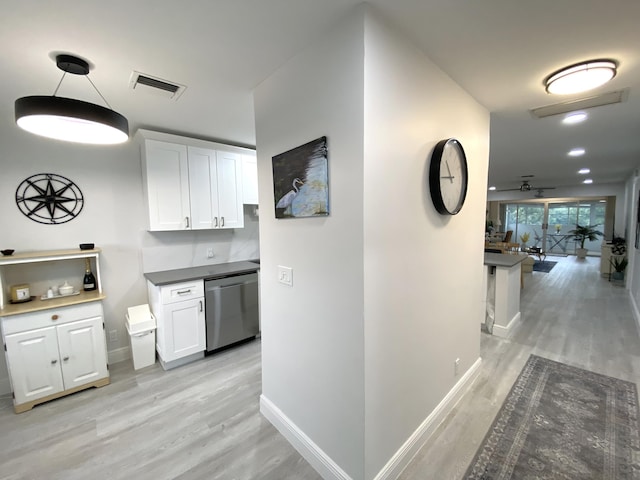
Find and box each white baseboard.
[492,311,521,338]
[0,376,11,396]
[108,346,131,365]
[260,395,353,480]
[373,357,483,480]
[629,290,640,337]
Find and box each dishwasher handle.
[206,279,257,292]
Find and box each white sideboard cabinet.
[137,129,251,231]
[146,279,205,370]
[0,248,109,413]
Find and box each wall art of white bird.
[276,177,304,215]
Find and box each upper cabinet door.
[143,140,190,231]
[187,147,215,230]
[242,152,258,205]
[215,150,244,229]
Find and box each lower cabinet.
[147,279,205,370]
[1,302,109,413]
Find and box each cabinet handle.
[214,217,218,228]
[51,359,58,365]
[200,300,203,312]
[177,289,192,295]
[51,314,59,321]
[63,356,69,362]
[185,217,190,228]
[221,217,225,227]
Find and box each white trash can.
[125,304,157,370]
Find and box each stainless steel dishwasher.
[204,272,259,352]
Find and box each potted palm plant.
[610,255,628,283]
[568,224,603,259]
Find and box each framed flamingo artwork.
[272,136,329,219]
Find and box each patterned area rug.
[464,355,640,479]
[533,260,557,273]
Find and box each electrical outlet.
[109,329,118,343]
[454,358,460,376]
[206,247,214,258]
[278,265,293,286]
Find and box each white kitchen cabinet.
[147,279,205,370]
[215,150,244,228]
[141,140,191,231]
[137,130,250,231]
[2,303,109,413]
[188,147,244,229]
[242,152,259,205]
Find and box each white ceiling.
[2,1,639,193]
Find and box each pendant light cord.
[52,72,67,96]
[86,75,113,110]
[51,71,113,109]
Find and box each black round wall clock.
[429,138,468,215]
[15,173,84,224]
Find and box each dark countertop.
[484,252,527,268]
[144,260,260,286]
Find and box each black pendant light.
[15,54,129,145]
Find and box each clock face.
[429,138,468,215]
[15,173,84,224]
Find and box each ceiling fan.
[495,176,556,194]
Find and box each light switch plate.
[278,265,293,286]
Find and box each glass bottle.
[83,258,97,291]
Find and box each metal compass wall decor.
[15,173,84,224]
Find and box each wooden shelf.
[0,248,101,266]
[0,291,106,317]
[0,247,103,311]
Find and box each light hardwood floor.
[398,255,640,479]
[0,255,638,479]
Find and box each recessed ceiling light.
[578,168,591,174]
[568,148,586,157]
[562,112,588,124]
[545,59,617,95]
[583,179,593,184]
[488,186,496,191]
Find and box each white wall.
[255,5,488,480]
[255,7,366,480]
[625,172,640,332]
[0,126,259,393]
[362,11,488,478]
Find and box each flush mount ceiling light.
[583,179,594,184]
[578,168,591,174]
[488,186,496,191]
[562,112,588,124]
[15,54,128,144]
[568,148,586,157]
[545,59,617,95]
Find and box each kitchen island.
[483,252,526,337]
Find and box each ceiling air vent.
[530,89,628,118]
[129,71,186,100]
